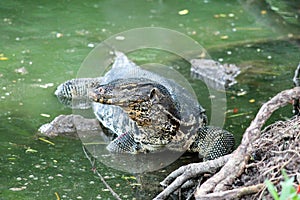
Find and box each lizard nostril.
[98,87,105,94]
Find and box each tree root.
[154,155,231,199]
[195,183,264,200]
[155,86,300,199]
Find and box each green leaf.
[281,169,289,181]
[280,169,296,200]
[280,180,296,200]
[265,179,280,200]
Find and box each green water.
[0,0,299,199]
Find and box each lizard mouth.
[89,90,113,104]
[88,90,100,102]
[138,138,171,152]
[140,142,164,152]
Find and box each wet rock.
[14,67,28,75]
[190,59,240,90]
[38,114,101,138]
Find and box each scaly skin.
[54,52,235,160]
[91,78,184,153]
[90,78,235,160]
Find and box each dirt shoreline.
[236,116,300,199]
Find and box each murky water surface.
[0,0,299,199]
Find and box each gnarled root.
[195,184,264,200]
[155,87,300,200]
[154,154,231,199]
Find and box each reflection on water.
[0,0,299,199]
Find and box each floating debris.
[178,9,189,15]
[87,43,95,48]
[55,192,60,200]
[34,164,41,168]
[3,18,13,24]
[25,147,38,153]
[9,186,27,191]
[40,83,54,88]
[249,99,255,103]
[75,29,90,36]
[56,33,63,38]
[14,67,28,75]
[220,35,229,40]
[0,56,8,61]
[121,175,136,180]
[115,36,125,41]
[38,137,55,145]
[228,13,235,18]
[31,83,54,89]
[37,83,54,89]
[40,113,51,118]
[28,175,35,179]
[214,13,227,18]
[233,108,239,114]
[261,10,267,15]
[227,111,252,118]
[237,90,247,96]
[214,13,235,18]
